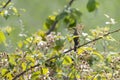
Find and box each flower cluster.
[37,32,64,52]
[104,14,117,25]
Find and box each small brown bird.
[73,28,79,51]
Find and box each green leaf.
[77,47,85,55]
[44,16,55,30]
[92,51,103,61]
[1,68,8,76]
[55,39,65,50]
[5,26,13,35]
[56,11,68,21]
[56,68,63,78]
[31,71,40,80]
[72,8,82,17]
[97,75,102,80]
[26,55,35,63]
[62,56,73,65]
[21,62,27,71]
[64,14,76,28]
[68,68,79,79]
[41,67,49,75]
[0,30,6,44]
[68,71,75,79]
[72,8,82,22]
[9,55,16,66]
[12,7,18,15]
[87,0,98,12]
[6,73,13,80]
[18,41,23,48]
[63,8,82,28]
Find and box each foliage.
[0,0,120,80]
[0,0,20,19]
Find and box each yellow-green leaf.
[5,26,12,34]
[6,73,13,80]
[1,68,8,76]
[56,68,63,77]
[93,77,97,80]
[36,30,45,38]
[62,56,73,65]
[68,69,76,79]
[12,7,18,14]
[18,41,23,48]
[106,35,116,41]
[49,15,56,21]
[0,11,4,16]
[9,56,16,65]
[77,47,85,55]
[76,74,80,79]
[21,62,27,71]
[0,30,6,44]
[31,71,40,80]
[26,55,35,63]
[41,67,49,75]
[92,51,103,61]
[86,47,93,51]
[26,37,34,43]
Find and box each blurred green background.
[0,0,120,52]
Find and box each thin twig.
[64,28,120,53]
[65,0,75,9]
[46,0,75,35]
[12,28,120,80]
[3,0,11,8]
[0,0,11,12]
[46,20,58,35]
[12,64,40,80]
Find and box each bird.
[73,28,79,52]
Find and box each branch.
[65,0,75,9]
[46,0,75,35]
[0,0,11,12]
[46,20,58,35]
[64,28,120,53]
[12,64,40,80]
[12,28,120,80]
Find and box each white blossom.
[38,41,47,48]
[110,18,116,24]
[4,10,8,15]
[104,14,117,25]
[104,14,110,18]
[82,32,88,37]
